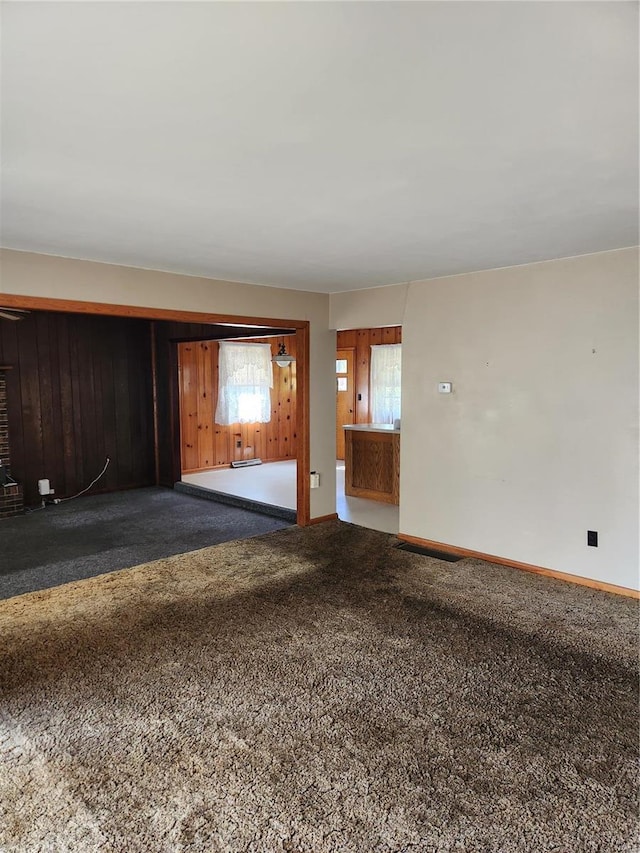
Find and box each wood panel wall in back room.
[178,335,297,472]
[0,311,155,507]
[336,326,402,423]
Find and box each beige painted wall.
[0,249,337,518]
[330,248,639,590]
[330,281,408,330]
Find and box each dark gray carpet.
[0,520,637,851]
[0,487,291,600]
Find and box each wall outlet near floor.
[310,472,320,489]
[587,530,598,547]
[38,478,54,496]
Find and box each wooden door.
[336,348,355,460]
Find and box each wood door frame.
[0,293,311,526]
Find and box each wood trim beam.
[397,533,640,599]
[0,293,308,330]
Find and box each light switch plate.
[438,382,452,394]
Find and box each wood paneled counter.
[344,425,400,504]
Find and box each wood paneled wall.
[336,326,402,423]
[0,311,155,506]
[152,321,179,489]
[154,322,230,488]
[178,335,297,472]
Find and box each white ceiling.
[1,2,638,293]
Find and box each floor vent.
[395,542,463,562]
[230,459,263,469]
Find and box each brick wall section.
[0,484,23,519]
[0,369,24,518]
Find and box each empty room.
[0,2,638,852]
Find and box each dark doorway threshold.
[175,481,297,523]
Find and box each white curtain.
[370,344,402,424]
[215,342,273,425]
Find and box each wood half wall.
[178,335,297,472]
[337,326,402,423]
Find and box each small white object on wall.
[438,382,453,394]
[310,472,320,489]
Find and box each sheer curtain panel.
[215,342,273,425]
[370,343,402,424]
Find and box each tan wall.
[330,248,640,590]
[330,282,408,330]
[0,249,337,518]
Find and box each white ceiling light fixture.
[273,343,295,368]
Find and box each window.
[370,343,401,424]
[215,342,273,425]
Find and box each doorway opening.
[335,326,402,534]
[174,325,298,521]
[0,293,311,526]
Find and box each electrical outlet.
[587,530,598,547]
[236,440,241,448]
